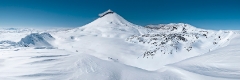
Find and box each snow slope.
[0,10,240,80]
[171,33,240,79]
[1,34,239,80]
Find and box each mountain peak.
[77,10,141,38]
[82,9,135,28]
[99,9,114,17]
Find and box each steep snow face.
[18,33,55,47]
[77,10,144,38]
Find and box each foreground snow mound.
[47,53,167,80]
[18,33,55,47]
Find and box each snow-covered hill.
[0,10,239,80]
[18,33,55,47]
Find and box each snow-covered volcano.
[76,10,145,38]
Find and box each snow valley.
[0,10,240,80]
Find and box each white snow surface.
[0,10,240,80]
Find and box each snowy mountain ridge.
[128,23,223,54]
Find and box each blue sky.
[0,0,240,30]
